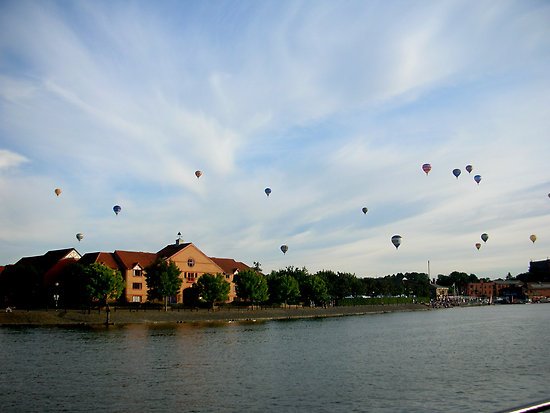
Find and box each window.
[187,258,195,267]
[132,283,143,290]
[134,269,142,277]
[132,296,141,303]
[186,272,197,281]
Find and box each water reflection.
[1,305,549,412]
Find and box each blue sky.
[1,0,549,279]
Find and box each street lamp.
[53,282,60,311]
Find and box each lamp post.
[53,282,60,311]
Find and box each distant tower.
[176,232,183,245]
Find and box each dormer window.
[134,269,142,277]
[187,258,195,268]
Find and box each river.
[1,304,549,412]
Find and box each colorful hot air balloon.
[362,207,368,214]
[76,233,84,242]
[422,163,432,176]
[475,243,481,250]
[452,169,461,179]
[481,233,488,243]
[195,170,202,179]
[113,205,121,215]
[265,188,272,197]
[280,245,288,254]
[466,165,473,174]
[391,235,402,249]
[474,175,482,185]
[530,234,537,243]
[54,188,62,196]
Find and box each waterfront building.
[429,283,448,300]
[528,259,550,281]
[157,238,237,303]
[1,238,250,307]
[466,281,494,298]
[79,251,157,304]
[524,283,550,302]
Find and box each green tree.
[234,268,269,307]
[317,270,338,302]
[193,273,231,309]
[334,272,361,300]
[81,263,124,324]
[267,272,300,306]
[301,274,329,306]
[271,266,310,303]
[145,258,183,311]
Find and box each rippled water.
[1,305,549,412]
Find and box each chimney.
[176,232,183,245]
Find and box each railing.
[497,400,550,413]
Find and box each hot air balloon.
[530,234,537,243]
[362,207,368,214]
[265,188,272,197]
[76,233,84,242]
[391,235,402,249]
[113,205,121,215]
[481,233,488,243]
[466,165,473,174]
[54,188,62,196]
[195,170,202,179]
[280,245,288,254]
[475,243,481,250]
[452,169,461,179]
[422,163,432,175]
[474,175,482,185]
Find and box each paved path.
[0,304,430,326]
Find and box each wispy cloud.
[0,149,28,170]
[1,0,549,278]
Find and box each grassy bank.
[0,303,430,326]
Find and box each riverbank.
[0,303,430,326]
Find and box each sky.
[1,0,549,279]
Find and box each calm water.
[1,305,549,412]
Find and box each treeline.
[1,257,510,309]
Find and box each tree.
[267,272,300,306]
[301,274,329,306]
[81,263,124,324]
[234,268,269,307]
[193,273,231,309]
[145,258,183,311]
[0,263,43,308]
[58,262,90,308]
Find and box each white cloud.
[0,150,28,170]
[1,1,549,279]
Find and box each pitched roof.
[156,243,192,259]
[114,250,157,269]
[494,280,523,286]
[210,257,251,274]
[527,282,550,289]
[16,248,81,272]
[79,252,120,269]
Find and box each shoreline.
[0,303,431,326]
